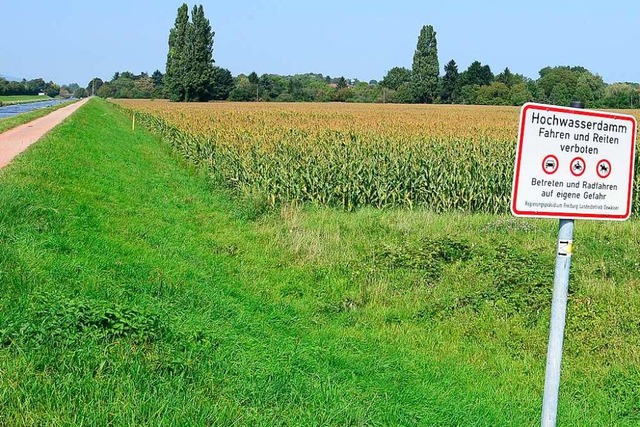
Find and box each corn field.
[113,100,640,214]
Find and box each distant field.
[0,94,52,105]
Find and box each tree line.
[381,24,639,109]
[77,4,640,109]
[0,77,62,98]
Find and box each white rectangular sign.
[511,103,637,220]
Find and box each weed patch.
[376,236,473,284]
[1,293,166,348]
[418,243,552,323]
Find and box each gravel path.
[0,98,90,169]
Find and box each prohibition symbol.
[542,154,559,174]
[596,159,612,179]
[570,157,586,177]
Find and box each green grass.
[1,98,640,425]
[0,100,75,133]
[0,94,52,105]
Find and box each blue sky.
[2,0,639,86]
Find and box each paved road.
[0,98,90,170]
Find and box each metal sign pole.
[541,218,574,426]
[541,101,583,427]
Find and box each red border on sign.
[542,154,559,175]
[596,159,612,179]
[511,103,637,220]
[569,157,586,177]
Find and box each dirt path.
[0,97,91,169]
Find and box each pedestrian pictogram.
[570,157,586,177]
[542,155,559,174]
[596,159,612,179]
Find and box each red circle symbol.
[542,155,559,175]
[596,159,612,179]
[570,157,586,177]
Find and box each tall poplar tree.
[411,25,439,103]
[165,4,189,101]
[184,5,215,101]
[165,3,215,101]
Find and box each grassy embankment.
[1,98,640,425]
[0,100,75,133]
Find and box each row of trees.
[3,5,639,109]
[379,25,640,109]
[87,70,385,102]
[79,4,640,109]
[0,77,61,97]
[88,63,640,110]
[380,59,640,109]
[84,71,165,99]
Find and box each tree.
[165,4,216,101]
[248,71,259,101]
[508,83,532,105]
[411,25,439,103]
[460,61,494,87]
[74,87,87,98]
[44,81,60,97]
[459,84,479,105]
[211,67,234,100]
[165,4,190,101]
[96,82,116,98]
[601,83,639,109]
[441,59,459,103]
[133,77,155,98]
[392,82,415,103]
[550,82,572,106]
[381,67,412,90]
[228,76,255,101]
[574,72,605,107]
[334,87,354,102]
[495,67,514,87]
[87,78,104,96]
[184,5,216,101]
[475,82,509,105]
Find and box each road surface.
[0,98,90,169]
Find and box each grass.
[1,98,640,425]
[0,94,52,105]
[0,100,75,133]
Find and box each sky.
[2,0,640,86]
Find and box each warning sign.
[511,103,637,220]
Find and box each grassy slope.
[0,100,75,133]
[1,98,639,425]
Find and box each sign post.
[511,101,637,427]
